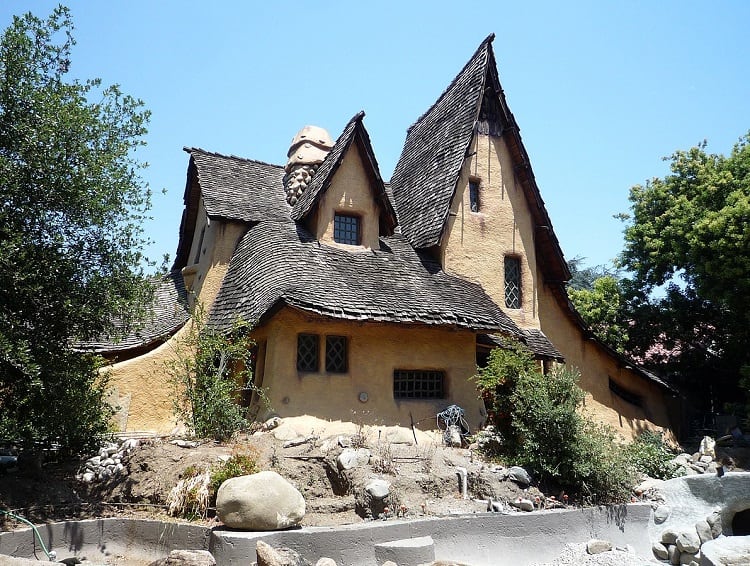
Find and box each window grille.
[393,370,445,399]
[325,335,348,373]
[469,180,480,212]
[296,334,319,372]
[334,213,360,245]
[504,256,521,309]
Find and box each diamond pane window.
[469,179,480,212]
[393,370,445,399]
[325,335,348,373]
[334,213,360,245]
[296,334,319,372]
[504,256,522,309]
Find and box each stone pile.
[669,435,721,476]
[76,438,140,483]
[651,510,722,565]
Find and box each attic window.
[469,179,480,212]
[334,213,361,245]
[504,256,522,309]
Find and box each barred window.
[504,256,521,309]
[325,335,348,373]
[469,179,480,212]
[334,213,360,245]
[393,370,445,399]
[296,334,319,372]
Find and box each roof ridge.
[183,146,284,169]
[407,34,494,134]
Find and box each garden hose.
[0,508,56,560]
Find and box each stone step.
[374,536,435,566]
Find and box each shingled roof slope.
[79,269,189,354]
[390,36,492,249]
[208,220,520,335]
[187,148,288,223]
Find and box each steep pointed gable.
[290,112,397,233]
[390,35,493,249]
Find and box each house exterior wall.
[441,133,539,329]
[310,143,381,249]
[537,285,674,438]
[256,307,486,431]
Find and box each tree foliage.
[568,275,629,353]
[617,135,750,415]
[0,7,153,454]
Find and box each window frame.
[393,369,446,400]
[325,335,348,374]
[296,333,319,372]
[469,178,481,212]
[333,212,361,245]
[504,255,522,309]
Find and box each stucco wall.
[537,285,673,438]
[311,142,381,249]
[257,307,486,431]
[441,133,539,329]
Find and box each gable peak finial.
[284,125,334,205]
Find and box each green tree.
[0,7,153,454]
[568,275,629,353]
[617,135,750,417]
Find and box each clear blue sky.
[3,1,749,271]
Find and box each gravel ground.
[529,543,661,566]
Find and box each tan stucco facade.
[441,134,539,329]
[252,307,485,430]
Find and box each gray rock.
[695,519,712,544]
[701,536,750,566]
[256,541,311,566]
[652,541,669,560]
[668,543,680,565]
[662,528,679,544]
[314,559,337,566]
[365,479,390,500]
[148,550,216,566]
[700,454,713,464]
[707,510,723,538]
[679,551,698,566]
[586,539,612,554]
[507,466,532,487]
[673,454,691,466]
[217,471,305,531]
[654,504,671,523]
[675,529,701,554]
[444,425,462,447]
[337,448,371,470]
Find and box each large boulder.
[148,550,216,566]
[255,541,311,566]
[216,471,305,530]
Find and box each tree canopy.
[617,135,750,416]
[0,7,153,453]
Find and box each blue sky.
[3,1,749,271]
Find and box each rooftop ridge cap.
[405,34,494,134]
[183,146,284,169]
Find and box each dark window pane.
[504,256,521,309]
[297,334,319,372]
[393,370,445,399]
[325,335,347,373]
[334,213,360,245]
[469,180,480,212]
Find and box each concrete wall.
[0,505,653,566]
[442,133,539,329]
[257,307,486,431]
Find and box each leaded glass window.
[334,213,360,245]
[504,256,521,309]
[296,333,319,372]
[325,335,348,373]
[393,370,445,399]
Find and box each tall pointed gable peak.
[290,112,396,232]
[390,36,493,249]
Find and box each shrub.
[209,451,260,495]
[625,430,680,480]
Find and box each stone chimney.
[284,125,334,205]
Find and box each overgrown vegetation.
[168,308,267,441]
[474,343,640,503]
[623,430,680,480]
[167,450,260,519]
[0,6,153,455]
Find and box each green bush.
[624,430,680,480]
[474,347,637,503]
[210,452,259,495]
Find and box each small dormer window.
[333,213,361,245]
[469,179,480,212]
